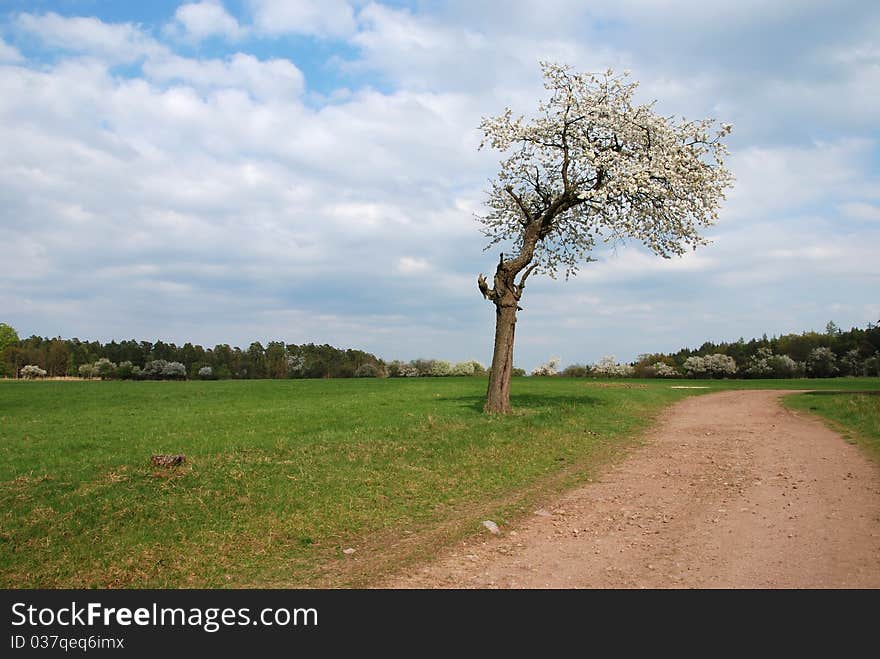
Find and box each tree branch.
[515,263,540,298]
[561,135,571,193]
[561,101,572,193]
[522,136,564,149]
[504,186,533,223]
[477,273,496,301]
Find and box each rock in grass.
[482,520,500,535]
[150,454,186,468]
[342,548,356,555]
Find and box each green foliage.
[561,364,591,377]
[599,320,880,380]
[2,335,386,381]
[806,347,839,378]
[93,358,117,380]
[354,363,380,378]
[0,323,18,353]
[116,361,135,380]
[6,319,879,383]
[0,323,20,377]
[632,353,676,377]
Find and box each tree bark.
[481,251,533,413]
[478,206,546,413]
[484,303,517,413]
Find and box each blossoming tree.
[476,62,733,413]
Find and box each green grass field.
[784,390,880,461]
[2,376,878,588]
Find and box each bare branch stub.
[477,274,496,300]
[515,263,540,297]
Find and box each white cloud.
[3,3,880,371]
[143,52,305,101]
[0,38,23,63]
[351,3,489,90]
[395,257,429,274]
[723,139,875,218]
[839,201,880,222]
[249,0,356,38]
[349,3,624,96]
[165,1,245,42]
[834,41,880,65]
[14,12,163,63]
[585,0,828,26]
[1,13,492,359]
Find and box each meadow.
[2,376,878,588]
[784,389,880,461]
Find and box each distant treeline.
[0,326,488,380]
[2,320,879,380]
[0,334,386,380]
[553,321,880,378]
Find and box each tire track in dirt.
[383,390,880,588]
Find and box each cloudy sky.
[1,1,878,370]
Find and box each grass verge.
[783,390,880,463]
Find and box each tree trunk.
[477,223,542,413]
[484,304,517,413]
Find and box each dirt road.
[385,390,880,588]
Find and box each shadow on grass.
[446,393,606,414]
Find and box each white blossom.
[840,348,862,376]
[286,354,305,376]
[430,360,453,376]
[355,363,380,378]
[93,357,117,379]
[451,359,486,376]
[477,62,734,280]
[162,361,186,378]
[683,356,707,377]
[684,354,736,378]
[592,355,634,377]
[651,362,678,377]
[745,348,803,378]
[451,361,475,376]
[140,359,186,379]
[401,365,420,377]
[532,356,560,376]
[806,347,838,378]
[20,364,47,379]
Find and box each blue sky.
[1,0,878,370]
